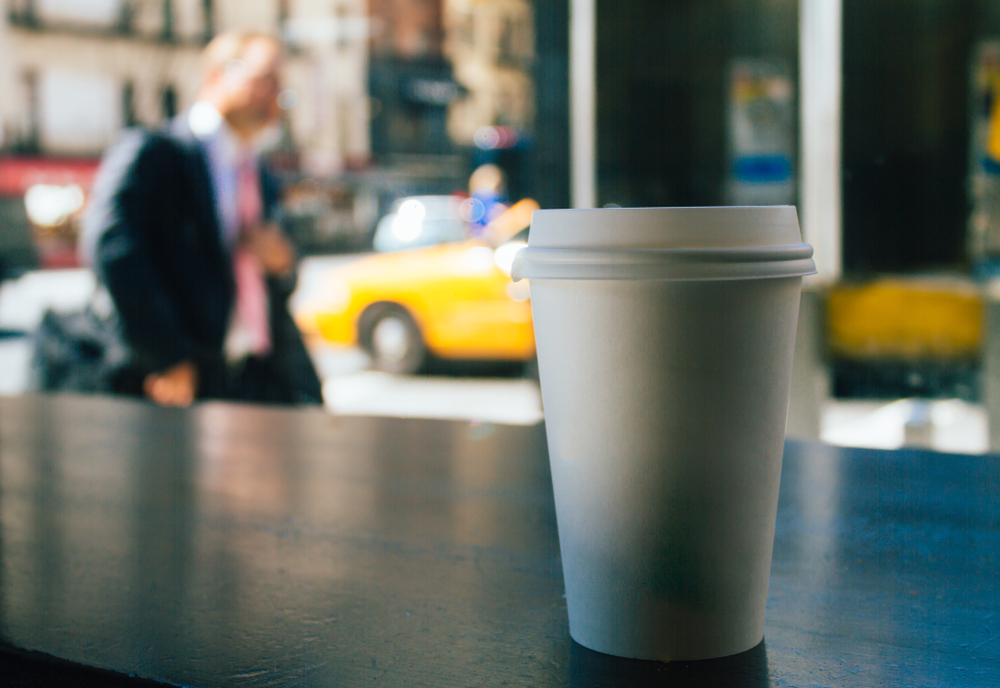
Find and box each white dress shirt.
[188,101,260,250]
[188,101,271,361]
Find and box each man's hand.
[144,360,198,407]
[243,223,295,276]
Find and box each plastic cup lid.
[512,206,816,282]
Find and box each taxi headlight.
[493,241,527,277]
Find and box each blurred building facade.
[364,0,541,201]
[445,0,537,202]
[366,0,452,160]
[365,0,461,204]
[444,0,534,145]
[0,0,369,170]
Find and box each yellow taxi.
[294,202,536,374]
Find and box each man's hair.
[201,31,281,74]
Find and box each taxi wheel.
[359,305,426,375]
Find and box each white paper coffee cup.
[512,207,815,661]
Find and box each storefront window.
[597,0,798,209]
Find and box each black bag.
[27,307,131,393]
[269,283,323,405]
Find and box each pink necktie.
[230,154,271,357]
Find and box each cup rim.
[511,243,816,282]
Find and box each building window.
[498,14,532,68]
[9,0,38,26]
[202,0,213,42]
[334,3,348,51]
[19,70,40,154]
[161,85,177,120]
[117,1,135,34]
[122,81,138,127]
[161,0,175,41]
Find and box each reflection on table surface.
[1,393,998,687]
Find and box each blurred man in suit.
[82,32,321,406]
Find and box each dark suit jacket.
[81,119,322,404]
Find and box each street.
[0,259,989,450]
[0,256,544,425]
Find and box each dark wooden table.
[0,394,998,687]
